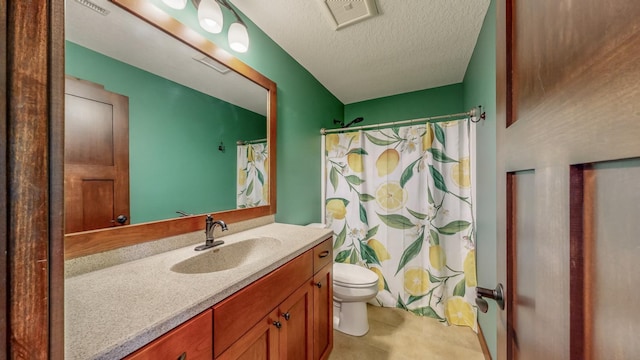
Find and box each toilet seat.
[333,263,378,287]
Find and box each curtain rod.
[236,138,267,145]
[320,106,484,135]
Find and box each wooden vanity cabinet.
[124,309,212,360]
[214,237,333,360]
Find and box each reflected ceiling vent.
[318,0,379,30]
[193,56,231,74]
[74,0,110,16]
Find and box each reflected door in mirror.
[64,77,130,233]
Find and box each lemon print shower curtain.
[237,142,268,208]
[324,120,477,330]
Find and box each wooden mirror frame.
[64,0,277,259]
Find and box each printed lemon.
[238,168,247,186]
[347,153,364,173]
[429,245,446,270]
[444,297,476,327]
[262,181,269,202]
[326,134,340,152]
[422,124,434,149]
[403,267,431,296]
[464,250,477,287]
[247,146,254,162]
[452,157,471,188]
[375,149,400,176]
[375,182,407,212]
[367,238,391,262]
[326,199,347,220]
[370,267,386,291]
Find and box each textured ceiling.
[232,0,490,104]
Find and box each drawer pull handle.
[318,250,330,258]
[316,282,322,288]
[273,321,282,329]
[178,352,187,360]
[282,312,290,321]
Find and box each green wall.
[344,84,465,125]
[65,42,266,224]
[152,0,344,225]
[463,1,497,358]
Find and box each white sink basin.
[170,237,282,274]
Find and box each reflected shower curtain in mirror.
[237,142,268,208]
[324,120,477,330]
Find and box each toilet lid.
[333,263,378,286]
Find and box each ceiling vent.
[193,56,231,74]
[318,0,379,30]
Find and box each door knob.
[475,284,505,313]
[282,312,290,321]
[273,321,282,329]
[115,214,128,224]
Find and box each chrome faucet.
[195,215,228,251]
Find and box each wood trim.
[49,0,66,358]
[64,0,278,258]
[1,0,7,356]
[505,0,516,127]
[505,172,516,360]
[65,205,270,259]
[6,2,55,357]
[569,165,594,360]
[477,322,493,360]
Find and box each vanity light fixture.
[162,0,250,53]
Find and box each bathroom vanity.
[64,223,333,360]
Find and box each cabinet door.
[279,282,313,360]
[313,264,333,360]
[125,310,212,360]
[216,310,280,360]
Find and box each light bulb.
[228,22,249,53]
[162,0,187,10]
[198,0,223,34]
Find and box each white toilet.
[305,223,379,336]
[332,263,379,336]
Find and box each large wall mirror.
[64,0,277,258]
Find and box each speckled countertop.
[64,223,332,360]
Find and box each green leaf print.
[345,175,365,185]
[427,186,435,205]
[407,294,426,305]
[411,306,444,321]
[330,167,339,192]
[257,169,265,185]
[407,208,427,220]
[365,133,397,146]
[347,148,368,155]
[334,224,347,249]
[429,229,440,246]
[395,231,424,275]
[434,123,446,148]
[428,271,441,284]
[427,148,458,163]
[436,220,471,235]
[364,225,379,241]
[453,278,466,297]
[349,250,359,264]
[397,295,408,310]
[377,214,415,229]
[335,249,351,263]
[359,203,368,225]
[246,180,254,195]
[400,158,421,188]
[429,165,448,193]
[360,241,380,265]
[358,193,375,202]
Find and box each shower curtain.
[324,120,477,329]
[237,142,268,208]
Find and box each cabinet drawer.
[125,309,212,360]
[313,238,332,274]
[213,250,313,357]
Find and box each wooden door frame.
[2,1,65,358]
[495,0,509,359]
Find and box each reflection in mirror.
[65,0,277,259]
[64,0,270,234]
